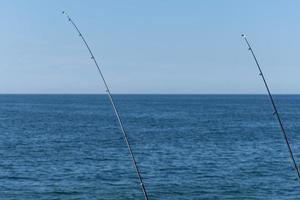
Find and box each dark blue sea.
[1,95,300,199]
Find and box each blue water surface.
[0,95,300,199]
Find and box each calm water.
[0,95,300,199]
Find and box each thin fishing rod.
[241,34,300,181]
[62,11,149,199]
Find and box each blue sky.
[1,0,300,94]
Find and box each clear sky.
[1,0,300,94]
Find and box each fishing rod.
[241,34,300,181]
[62,11,149,199]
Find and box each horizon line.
[0,93,300,95]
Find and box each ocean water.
[0,95,300,199]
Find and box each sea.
[0,94,300,199]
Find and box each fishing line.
[242,34,300,181]
[62,11,149,199]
